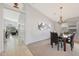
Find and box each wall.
[25,4,79,44]
[65,17,79,41]
[0,4,4,53]
[25,4,56,44]
[18,12,25,44]
[3,8,20,23]
[3,5,26,51]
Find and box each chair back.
[50,32,58,43]
[66,33,75,43]
[71,33,75,42]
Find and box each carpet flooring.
[27,39,79,56]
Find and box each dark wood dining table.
[60,34,72,51]
[63,37,67,51]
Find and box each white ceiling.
[30,3,79,22]
[4,3,24,11]
[3,3,79,22]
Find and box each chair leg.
[71,42,74,51]
[50,40,52,45]
[61,40,63,48]
[51,43,53,48]
[55,43,57,45]
[57,42,59,51]
[71,44,73,51]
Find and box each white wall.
[0,4,4,53]
[65,17,79,41]
[76,22,79,40]
[3,6,25,50]
[25,4,55,44]
[3,8,20,23]
[18,12,25,44]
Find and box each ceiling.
[3,3,79,22]
[4,3,24,11]
[30,3,79,22]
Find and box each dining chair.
[50,32,63,50]
[66,33,75,51]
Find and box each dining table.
[60,33,72,51]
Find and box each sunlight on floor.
[1,44,33,56]
[0,35,33,56]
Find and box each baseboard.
[26,38,50,45]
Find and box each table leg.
[64,38,66,51]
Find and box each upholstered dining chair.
[50,32,63,50]
[66,33,75,51]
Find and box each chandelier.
[58,6,64,24]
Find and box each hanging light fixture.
[58,6,64,24]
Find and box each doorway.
[3,4,25,52]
